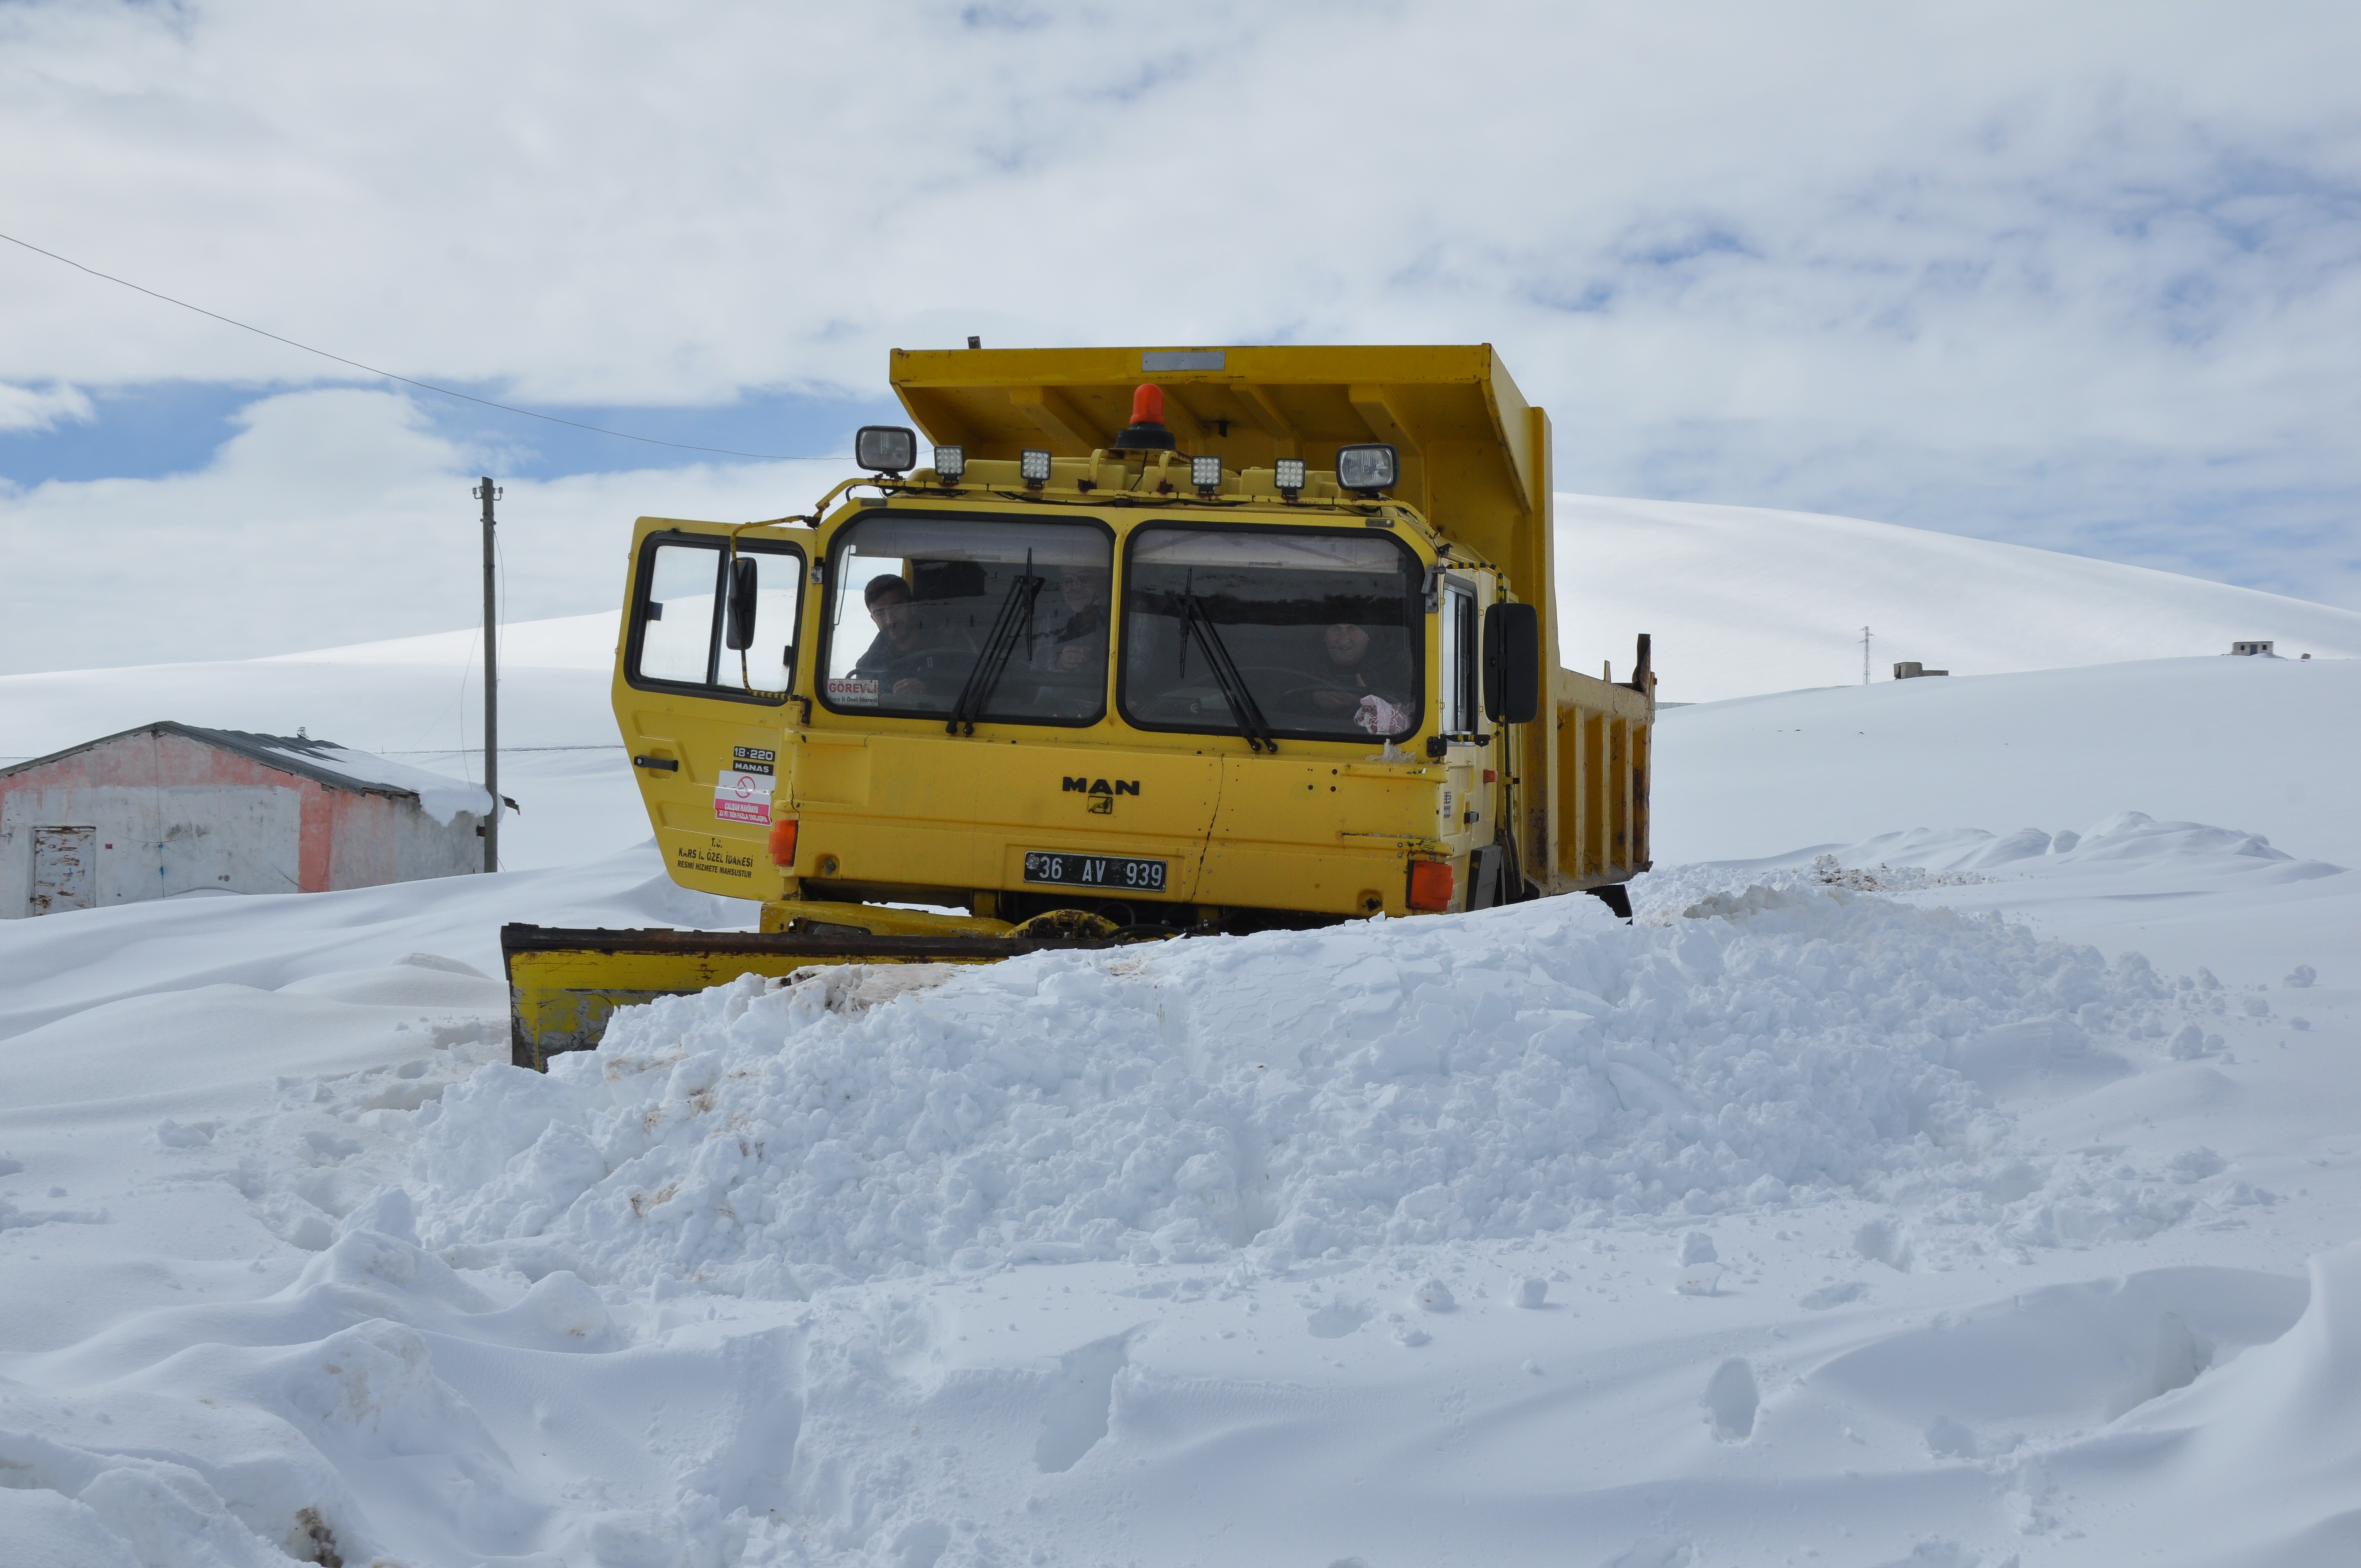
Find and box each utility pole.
[475,477,503,873]
[1861,625,1871,686]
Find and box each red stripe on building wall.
[298,784,334,892]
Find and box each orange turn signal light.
[768,818,799,867]
[1408,859,1454,912]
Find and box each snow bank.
[410,889,2217,1295]
[1639,809,2347,917]
[1653,654,2361,868]
[1808,809,2336,881]
[0,1219,791,1567]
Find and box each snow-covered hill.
[14,490,2359,765]
[1555,493,2361,703]
[1657,651,2361,868]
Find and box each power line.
[0,228,802,461]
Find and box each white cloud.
[1,1,2358,606]
[0,382,93,433]
[0,388,845,673]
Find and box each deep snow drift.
[3,791,2351,1565]
[415,889,2220,1299]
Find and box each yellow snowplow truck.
[504,345,1653,1068]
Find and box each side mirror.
[1483,601,1541,724]
[724,556,759,651]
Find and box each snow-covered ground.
[2,500,2357,1567]
[1656,652,2361,869]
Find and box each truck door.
[616,526,806,898]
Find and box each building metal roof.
[0,721,472,807]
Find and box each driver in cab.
[1307,622,1412,735]
[852,574,955,697]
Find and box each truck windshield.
[1119,526,1423,743]
[822,514,1113,725]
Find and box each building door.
[30,825,97,915]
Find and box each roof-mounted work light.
[1274,457,1306,501]
[855,425,917,475]
[1190,454,1222,497]
[1019,448,1053,488]
[1335,443,1399,498]
[932,445,966,483]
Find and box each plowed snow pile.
[414,889,2214,1294]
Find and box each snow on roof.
[254,739,497,826]
[0,721,496,825]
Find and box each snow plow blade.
[501,923,1119,1070]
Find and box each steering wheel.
[1236,666,1387,711]
[1198,663,1332,699]
[913,648,974,673]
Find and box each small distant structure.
[2227,640,2276,657]
[1893,662,1949,679]
[0,722,499,918]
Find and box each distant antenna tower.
[1861,625,1871,685]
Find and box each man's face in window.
[1059,567,1108,615]
[868,581,919,646]
[1324,622,1371,668]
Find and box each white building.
[1,722,498,917]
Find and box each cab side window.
[627,533,804,700]
[1439,582,1480,736]
[637,543,723,684]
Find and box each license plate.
[1022,851,1168,892]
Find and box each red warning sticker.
[714,767,774,825]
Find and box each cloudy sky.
[3,0,2358,673]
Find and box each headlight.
[932,445,966,482]
[1190,454,1223,494]
[855,426,917,474]
[1020,448,1053,485]
[1335,443,1399,495]
[1274,457,1306,499]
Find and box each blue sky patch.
[0,380,906,487]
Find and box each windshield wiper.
[1182,586,1277,753]
[946,552,1046,736]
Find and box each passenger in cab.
[1307,621,1412,734]
[1046,564,1109,672]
